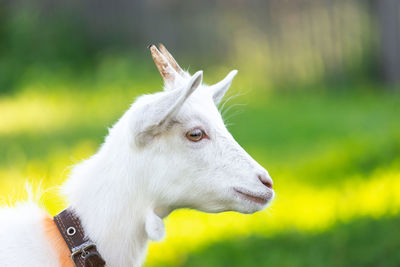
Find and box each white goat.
[0,44,274,267]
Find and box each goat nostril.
[263,180,273,189]
[258,175,273,189]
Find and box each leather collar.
[54,209,106,267]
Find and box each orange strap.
[42,216,75,267]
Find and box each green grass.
[175,215,400,267]
[0,61,399,266]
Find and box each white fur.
[0,203,59,267]
[0,60,274,266]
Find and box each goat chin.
[0,44,273,267]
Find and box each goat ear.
[145,211,165,241]
[210,70,238,104]
[159,70,203,126]
[135,71,203,146]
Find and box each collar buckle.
[71,241,96,259]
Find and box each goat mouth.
[234,188,270,205]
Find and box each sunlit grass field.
[0,61,399,266]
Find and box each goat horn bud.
[158,43,184,76]
[149,44,175,83]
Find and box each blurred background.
[1,0,400,266]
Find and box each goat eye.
[186,128,205,142]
